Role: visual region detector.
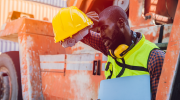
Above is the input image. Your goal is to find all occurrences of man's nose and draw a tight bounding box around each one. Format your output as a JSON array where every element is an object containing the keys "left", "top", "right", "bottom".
[
  {"left": 97, "top": 27, "right": 101, "bottom": 33},
  {"left": 101, "top": 31, "right": 106, "bottom": 38}
]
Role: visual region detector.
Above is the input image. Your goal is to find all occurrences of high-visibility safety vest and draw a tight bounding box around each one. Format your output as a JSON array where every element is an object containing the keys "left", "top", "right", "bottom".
[{"left": 105, "top": 35, "right": 159, "bottom": 79}]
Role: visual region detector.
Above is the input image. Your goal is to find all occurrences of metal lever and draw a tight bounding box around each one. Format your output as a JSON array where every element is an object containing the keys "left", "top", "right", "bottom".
[{"left": 93, "top": 60, "right": 101, "bottom": 75}]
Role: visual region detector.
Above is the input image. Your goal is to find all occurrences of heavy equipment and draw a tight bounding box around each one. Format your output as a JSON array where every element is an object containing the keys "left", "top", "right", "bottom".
[{"left": 0, "top": 0, "right": 179, "bottom": 100}]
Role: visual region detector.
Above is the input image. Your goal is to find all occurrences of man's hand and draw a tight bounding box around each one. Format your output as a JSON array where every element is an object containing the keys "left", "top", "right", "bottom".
[
  {"left": 61, "top": 25, "right": 92, "bottom": 48},
  {"left": 61, "top": 11, "right": 99, "bottom": 48}
]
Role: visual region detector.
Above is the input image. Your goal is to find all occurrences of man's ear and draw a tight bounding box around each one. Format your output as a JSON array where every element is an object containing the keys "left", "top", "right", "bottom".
[{"left": 117, "top": 18, "right": 125, "bottom": 28}]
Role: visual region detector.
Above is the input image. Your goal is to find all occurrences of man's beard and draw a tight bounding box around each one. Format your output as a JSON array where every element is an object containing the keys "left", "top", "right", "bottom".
[{"left": 108, "top": 26, "right": 125, "bottom": 51}]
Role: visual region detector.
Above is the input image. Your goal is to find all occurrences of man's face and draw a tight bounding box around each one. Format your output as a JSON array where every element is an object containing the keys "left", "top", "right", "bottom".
[{"left": 98, "top": 18, "right": 125, "bottom": 50}]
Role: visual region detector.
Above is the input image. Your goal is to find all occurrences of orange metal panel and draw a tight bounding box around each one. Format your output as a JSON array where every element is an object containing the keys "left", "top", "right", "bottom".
[
  {"left": 0, "top": 0, "right": 61, "bottom": 29},
  {"left": 0, "top": 17, "right": 106, "bottom": 99},
  {"left": 156, "top": 1, "right": 180, "bottom": 100},
  {"left": 0, "top": 18, "right": 25, "bottom": 42},
  {"left": 129, "top": 0, "right": 155, "bottom": 28},
  {"left": 67, "top": 0, "right": 83, "bottom": 8},
  {"left": 18, "top": 32, "right": 66, "bottom": 99},
  {"left": 39, "top": 53, "right": 108, "bottom": 99},
  {"left": 41, "top": 70, "right": 105, "bottom": 100},
  {"left": 129, "top": 0, "right": 176, "bottom": 28},
  {"left": 0, "top": 18, "right": 69, "bottom": 99},
  {"left": 66, "top": 0, "right": 96, "bottom": 13},
  {"left": 40, "top": 53, "right": 106, "bottom": 99},
  {"left": 80, "top": 0, "right": 96, "bottom": 13},
  {"left": 132, "top": 24, "right": 172, "bottom": 43},
  {"left": 155, "top": 0, "right": 178, "bottom": 19}
]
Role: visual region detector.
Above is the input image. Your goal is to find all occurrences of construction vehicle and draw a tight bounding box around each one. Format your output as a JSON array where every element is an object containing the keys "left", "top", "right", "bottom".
[{"left": 0, "top": 0, "right": 179, "bottom": 99}]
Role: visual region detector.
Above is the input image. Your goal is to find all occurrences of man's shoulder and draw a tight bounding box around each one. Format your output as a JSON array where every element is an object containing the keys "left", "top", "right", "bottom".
[
  {"left": 148, "top": 49, "right": 165, "bottom": 65},
  {"left": 150, "top": 49, "right": 165, "bottom": 56}
]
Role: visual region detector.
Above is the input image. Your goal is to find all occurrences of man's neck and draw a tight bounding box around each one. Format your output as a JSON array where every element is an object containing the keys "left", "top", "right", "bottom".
[{"left": 135, "top": 32, "right": 142, "bottom": 45}]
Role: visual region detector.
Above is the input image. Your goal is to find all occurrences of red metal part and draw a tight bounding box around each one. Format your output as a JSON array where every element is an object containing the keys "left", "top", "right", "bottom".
[
  {"left": 156, "top": 1, "right": 180, "bottom": 100},
  {"left": 154, "top": 0, "right": 178, "bottom": 19},
  {"left": 129, "top": 0, "right": 176, "bottom": 28},
  {"left": 80, "top": 0, "right": 96, "bottom": 13},
  {"left": 67, "top": 0, "right": 96, "bottom": 13}
]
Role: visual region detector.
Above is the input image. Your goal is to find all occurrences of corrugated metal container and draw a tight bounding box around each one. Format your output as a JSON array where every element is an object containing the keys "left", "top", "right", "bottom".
[
  {"left": 0, "top": 0, "right": 62, "bottom": 29},
  {"left": 27, "top": 0, "right": 67, "bottom": 8},
  {"left": 0, "top": 39, "right": 19, "bottom": 53}
]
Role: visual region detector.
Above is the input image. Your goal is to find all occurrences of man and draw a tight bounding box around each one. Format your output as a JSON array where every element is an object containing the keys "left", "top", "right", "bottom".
[{"left": 52, "top": 6, "right": 165, "bottom": 100}]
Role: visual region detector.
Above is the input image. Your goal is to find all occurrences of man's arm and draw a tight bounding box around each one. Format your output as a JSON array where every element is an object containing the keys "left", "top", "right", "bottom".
[
  {"left": 148, "top": 49, "right": 165, "bottom": 100},
  {"left": 81, "top": 30, "right": 108, "bottom": 56}
]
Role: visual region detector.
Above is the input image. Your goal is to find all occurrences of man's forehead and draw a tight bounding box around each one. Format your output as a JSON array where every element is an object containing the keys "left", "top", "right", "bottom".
[{"left": 98, "top": 17, "right": 110, "bottom": 27}]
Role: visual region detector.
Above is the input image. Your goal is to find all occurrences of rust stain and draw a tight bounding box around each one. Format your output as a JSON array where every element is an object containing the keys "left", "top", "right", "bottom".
[
  {"left": 164, "top": 33, "right": 170, "bottom": 38},
  {"left": 40, "top": 61, "right": 65, "bottom": 63},
  {"left": 102, "top": 61, "right": 107, "bottom": 63},
  {"left": 41, "top": 69, "right": 64, "bottom": 73},
  {"left": 144, "top": 32, "right": 159, "bottom": 42},
  {"left": 72, "top": 46, "right": 84, "bottom": 52}
]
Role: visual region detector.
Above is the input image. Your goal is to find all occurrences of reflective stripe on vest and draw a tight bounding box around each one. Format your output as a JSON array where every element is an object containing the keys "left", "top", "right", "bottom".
[{"left": 105, "top": 34, "right": 159, "bottom": 79}]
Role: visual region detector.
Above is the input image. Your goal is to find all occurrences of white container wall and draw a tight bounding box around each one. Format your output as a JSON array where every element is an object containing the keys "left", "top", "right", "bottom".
[
  {"left": 0, "top": 0, "right": 62, "bottom": 29},
  {"left": 0, "top": 39, "right": 19, "bottom": 53},
  {"left": 27, "top": 0, "right": 67, "bottom": 8}
]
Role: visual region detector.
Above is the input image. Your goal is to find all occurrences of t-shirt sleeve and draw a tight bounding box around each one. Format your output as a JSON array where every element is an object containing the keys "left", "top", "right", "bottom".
[{"left": 147, "top": 49, "right": 165, "bottom": 100}]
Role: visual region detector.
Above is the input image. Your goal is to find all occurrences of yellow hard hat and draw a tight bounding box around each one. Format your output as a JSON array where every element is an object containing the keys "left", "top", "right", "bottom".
[{"left": 52, "top": 6, "right": 93, "bottom": 43}]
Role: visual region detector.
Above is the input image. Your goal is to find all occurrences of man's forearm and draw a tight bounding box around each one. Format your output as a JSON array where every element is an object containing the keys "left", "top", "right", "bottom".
[{"left": 81, "top": 30, "right": 108, "bottom": 56}]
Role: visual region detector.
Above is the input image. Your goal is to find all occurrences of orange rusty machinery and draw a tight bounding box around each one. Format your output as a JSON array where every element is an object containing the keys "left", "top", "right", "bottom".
[{"left": 0, "top": 0, "right": 179, "bottom": 100}]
